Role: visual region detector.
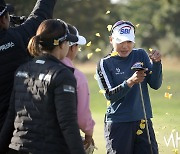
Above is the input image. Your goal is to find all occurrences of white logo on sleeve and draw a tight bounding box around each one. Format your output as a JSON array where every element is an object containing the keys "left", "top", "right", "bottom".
[
  {"left": 0, "top": 42, "right": 15, "bottom": 52},
  {"left": 63, "top": 85, "right": 75, "bottom": 93}
]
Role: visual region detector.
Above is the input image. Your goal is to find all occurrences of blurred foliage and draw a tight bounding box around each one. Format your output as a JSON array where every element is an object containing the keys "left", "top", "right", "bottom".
[{"left": 6, "top": 0, "right": 180, "bottom": 60}]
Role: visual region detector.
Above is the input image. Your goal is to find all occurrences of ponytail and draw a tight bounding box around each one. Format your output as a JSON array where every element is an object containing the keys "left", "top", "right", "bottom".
[{"left": 28, "top": 35, "right": 41, "bottom": 57}]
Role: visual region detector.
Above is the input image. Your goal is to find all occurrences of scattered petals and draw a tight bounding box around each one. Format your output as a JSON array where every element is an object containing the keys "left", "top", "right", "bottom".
[
  {"left": 149, "top": 48, "right": 153, "bottom": 52},
  {"left": 136, "top": 24, "right": 140, "bottom": 28},
  {"left": 106, "top": 10, "right": 111, "bottom": 14},
  {"left": 167, "top": 86, "right": 171, "bottom": 90},
  {"left": 94, "top": 74, "right": 98, "bottom": 80},
  {"left": 172, "top": 148, "right": 178, "bottom": 154},
  {"left": 172, "top": 129, "right": 176, "bottom": 133},
  {"left": 164, "top": 92, "right": 173, "bottom": 99},
  {"left": 140, "top": 123, "right": 145, "bottom": 129},
  {"left": 107, "top": 25, "right": 112, "bottom": 32},
  {"left": 87, "top": 53, "right": 93, "bottom": 59},
  {"left": 162, "top": 126, "right": 166, "bottom": 130},
  {"left": 107, "top": 101, "right": 111, "bottom": 107},
  {"left": 78, "top": 47, "right": 81, "bottom": 52},
  {"left": 141, "top": 119, "right": 146, "bottom": 123},
  {"left": 86, "top": 41, "right": 92, "bottom": 47},
  {"left": 168, "top": 94, "right": 173, "bottom": 99},
  {"left": 136, "top": 130, "right": 143, "bottom": 135},
  {"left": 95, "top": 33, "right": 101, "bottom": 37},
  {"left": 164, "top": 92, "right": 169, "bottom": 98},
  {"left": 111, "top": 51, "right": 118, "bottom": 56},
  {"left": 95, "top": 48, "right": 101, "bottom": 52},
  {"left": 99, "top": 89, "right": 106, "bottom": 94}
]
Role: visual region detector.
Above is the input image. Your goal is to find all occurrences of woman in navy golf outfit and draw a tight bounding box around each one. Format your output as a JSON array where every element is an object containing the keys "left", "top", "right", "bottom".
[{"left": 96, "top": 20, "right": 162, "bottom": 154}]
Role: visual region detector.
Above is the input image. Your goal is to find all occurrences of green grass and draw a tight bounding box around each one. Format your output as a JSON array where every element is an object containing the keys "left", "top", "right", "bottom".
[{"left": 85, "top": 69, "right": 180, "bottom": 154}]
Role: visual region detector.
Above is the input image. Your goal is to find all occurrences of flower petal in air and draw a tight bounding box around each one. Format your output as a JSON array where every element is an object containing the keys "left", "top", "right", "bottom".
[
  {"left": 107, "top": 25, "right": 112, "bottom": 32},
  {"left": 95, "top": 33, "right": 101, "bottom": 37},
  {"left": 149, "top": 48, "right": 153, "bottom": 52},
  {"left": 136, "top": 24, "right": 140, "bottom": 28},
  {"left": 95, "top": 48, "right": 101, "bottom": 52},
  {"left": 106, "top": 10, "right": 111, "bottom": 14},
  {"left": 172, "top": 148, "right": 178, "bottom": 154},
  {"left": 78, "top": 47, "right": 81, "bottom": 52},
  {"left": 99, "top": 89, "right": 106, "bottom": 94},
  {"left": 141, "top": 119, "right": 146, "bottom": 123},
  {"left": 94, "top": 74, "right": 97, "bottom": 80},
  {"left": 111, "top": 51, "right": 118, "bottom": 56},
  {"left": 167, "top": 86, "right": 171, "bottom": 90},
  {"left": 107, "top": 101, "right": 111, "bottom": 107},
  {"left": 136, "top": 130, "right": 143, "bottom": 135},
  {"left": 164, "top": 92, "right": 172, "bottom": 99},
  {"left": 140, "top": 123, "right": 145, "bottom": 129},
  {"left": 168, "top": 94, "right": 172, "bottom": 99},
  {"left": 162, "top": 126, "right": 166, "bottom": 130},
  {"left": 86, "top": 41, "right": 92, "bottom": 47},
  {"left": 164, "top": 92, "right": 169, "bottom": 98},
  {"left": 172, "top": 129, "right": 176, "bottom": 133},
  {"left": 87, "top": 53, "right": 93, "bottom": 59}
]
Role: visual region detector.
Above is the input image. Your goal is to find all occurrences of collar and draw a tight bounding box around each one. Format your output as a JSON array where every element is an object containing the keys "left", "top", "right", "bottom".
[
  {"left": 60, "top": 57, "right": 74, "bottom": 68},
  {"left": 34, "top": 54, "right": 61, "bottom": 64}
]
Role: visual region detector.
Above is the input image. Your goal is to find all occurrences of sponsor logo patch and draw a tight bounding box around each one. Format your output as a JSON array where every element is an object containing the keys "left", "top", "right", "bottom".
[
  {"left": 119, "top": 26, "right": 131, "bottom": 34},
  {"left": 16, "top": 71, "right": 28, "bottom": 78},
  {"left": 63, "top": 85, "right": 75, "bottom": 93},
  {"left": 0, "top": 42, "right": 15, "bottom": 52}
]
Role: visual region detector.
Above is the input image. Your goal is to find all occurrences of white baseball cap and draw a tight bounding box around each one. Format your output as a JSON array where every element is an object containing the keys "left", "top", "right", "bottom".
[
  {"left": 68, "top": 25, "right": 86, "bottom": 46},
  {"left": 111, "top": 21, "right": 135, "bottom": 44}
]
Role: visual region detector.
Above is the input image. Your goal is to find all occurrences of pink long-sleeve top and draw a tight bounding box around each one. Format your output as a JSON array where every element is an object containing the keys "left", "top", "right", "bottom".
[{"left": 61, "top": 57, "right": 95, "bottom": 136}]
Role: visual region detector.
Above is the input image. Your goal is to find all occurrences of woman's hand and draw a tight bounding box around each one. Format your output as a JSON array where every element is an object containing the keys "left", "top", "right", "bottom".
[
  {"left": 127, "top": 70, "right": 146, "bottom": 87},
  {"left": 149, "top": 50, "right": 161, "bottom": 62},
  {"left": 83, "top": 135, "right": 94, "bottom": 149}
]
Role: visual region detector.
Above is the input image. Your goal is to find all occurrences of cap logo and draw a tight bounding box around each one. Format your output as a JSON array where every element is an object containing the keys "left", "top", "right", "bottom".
[{"left": 119, "top": 26, "right": 131, "bottom": 34}]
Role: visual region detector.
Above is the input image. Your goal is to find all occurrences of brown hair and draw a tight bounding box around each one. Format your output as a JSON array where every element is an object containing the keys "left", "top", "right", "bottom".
[{"left": 28, "top": 19, "right": 66, "bottom": 57}]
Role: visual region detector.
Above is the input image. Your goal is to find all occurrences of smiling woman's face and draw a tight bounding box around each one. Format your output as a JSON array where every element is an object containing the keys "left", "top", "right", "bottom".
[{"left": 110, "top": 37, "right": 134, "bottom": 57}]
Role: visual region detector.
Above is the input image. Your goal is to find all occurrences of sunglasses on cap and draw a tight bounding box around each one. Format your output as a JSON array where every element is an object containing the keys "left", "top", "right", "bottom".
[{"left": 111, "top": 20, "right": 135, "bottom": 34}]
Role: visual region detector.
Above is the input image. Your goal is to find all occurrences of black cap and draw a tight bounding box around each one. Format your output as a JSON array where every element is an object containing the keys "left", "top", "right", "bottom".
[
  {"left": 55, "top": 19, "right": 78, "bottom": 44},
  {"left": 66, "top": 33, "right": 78, "bottom": 43},
  {"left": 0, "top": 0, "right": 14, "bottom": 16}
]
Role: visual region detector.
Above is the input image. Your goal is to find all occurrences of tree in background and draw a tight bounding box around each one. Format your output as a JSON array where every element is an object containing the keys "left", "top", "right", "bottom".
[
  {"left": 112, "top": 0, "right": 180, "bottom": 56},
  {"left": 6, "top": 0, "right": 180, "bottom": 60}
]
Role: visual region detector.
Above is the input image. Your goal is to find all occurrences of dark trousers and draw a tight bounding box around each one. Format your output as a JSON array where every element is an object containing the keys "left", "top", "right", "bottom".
[{"left": 104, "top": 119, "right": 158, "bottom": 154}]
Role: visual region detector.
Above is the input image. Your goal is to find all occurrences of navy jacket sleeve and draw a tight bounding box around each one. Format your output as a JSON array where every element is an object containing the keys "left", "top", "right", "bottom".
[
  {"left": 142, "top": 50, "right": 162, "bottom": 90},
  {"left": 14, "top": 0, "right": 57, "bottom": 47},
  {"left": 53, "top": 69, "right": 85, "bottom": 154},
  {"left": 96, "top": 59, "right": 131, "bottom": 103}
]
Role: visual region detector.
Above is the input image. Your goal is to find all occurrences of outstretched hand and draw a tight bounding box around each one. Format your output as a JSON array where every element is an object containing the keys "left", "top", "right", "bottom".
[{"left": 149, "top": 50, "right": 161, "bottom": 62}]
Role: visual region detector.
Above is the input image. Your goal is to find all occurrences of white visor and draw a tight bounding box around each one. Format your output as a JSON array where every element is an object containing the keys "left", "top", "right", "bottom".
[
  {"left": 69, "top": 27, "right": 86, "bottom": 46},
  {"left": 112, "top": 24, "right": 135, "bottom": 44}
]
